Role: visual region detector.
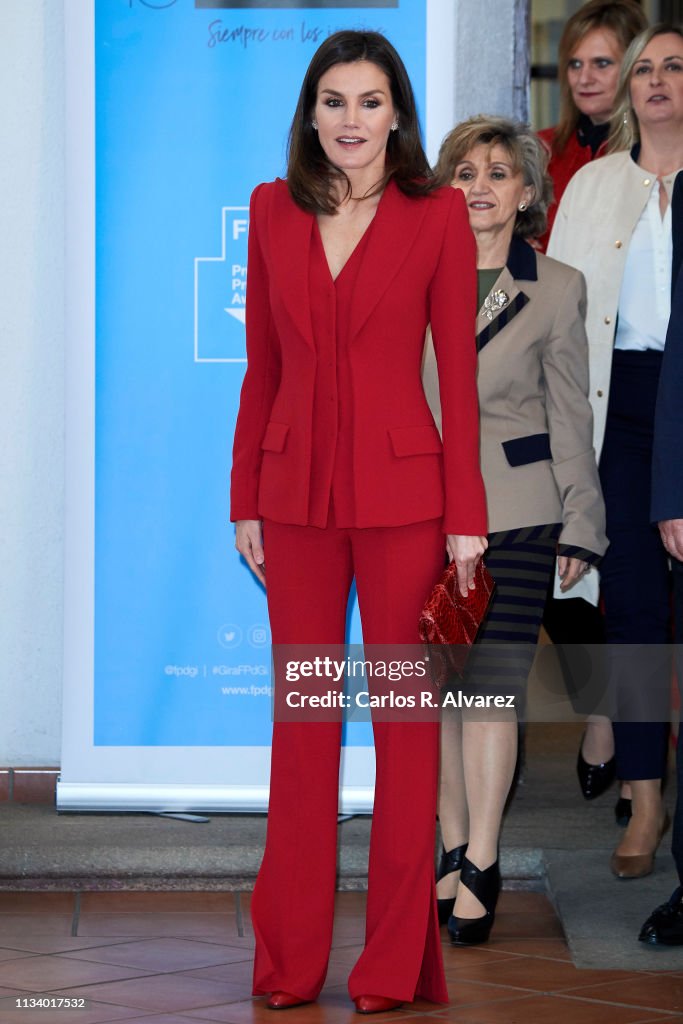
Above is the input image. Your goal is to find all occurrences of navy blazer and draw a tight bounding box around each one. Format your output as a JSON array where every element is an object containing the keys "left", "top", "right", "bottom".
[{"left": 651, "top": 172, "right": 683, "bottom": 523}]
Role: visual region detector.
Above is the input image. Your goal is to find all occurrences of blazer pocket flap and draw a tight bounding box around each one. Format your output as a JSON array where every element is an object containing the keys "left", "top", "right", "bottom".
[
  {"left": 389, "top": 424, "right": 443, "bottom": 457},
  {"left": 261, "top": 421, "right": 290, "bottom": 453},
  {"left": 502, "top": 433, "right": 552, "bottom": 467}
]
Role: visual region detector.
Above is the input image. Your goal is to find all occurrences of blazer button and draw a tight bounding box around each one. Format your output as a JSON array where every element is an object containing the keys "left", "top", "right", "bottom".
[
  {"left": 615, "top": 240, "right": 622, "bottom": 248},
  {"left": 604, "top": 316, "right": 612, "bottom": 324},
  {"left": 597, "top": 389, "right": 604, "bottom": 397}
]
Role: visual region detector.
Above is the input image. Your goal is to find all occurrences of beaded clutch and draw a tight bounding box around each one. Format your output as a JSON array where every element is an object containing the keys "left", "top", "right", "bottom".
[{"left": 418, "top": 560, "right": 495, "bottom": 686}]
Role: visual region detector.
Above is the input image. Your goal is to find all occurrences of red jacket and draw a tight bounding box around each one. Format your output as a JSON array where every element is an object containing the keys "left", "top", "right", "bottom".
[
  {"left": 230, "top": 178, "right": 487, "bottom": 535},
  {"left": 538, "top": 126, "right": 607, "bottom": 251}
]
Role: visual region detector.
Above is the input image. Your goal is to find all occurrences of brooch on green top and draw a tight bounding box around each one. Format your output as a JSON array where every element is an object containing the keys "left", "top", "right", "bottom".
[{"left": 483, "top": 290, "right": 510, "bottom": 321}]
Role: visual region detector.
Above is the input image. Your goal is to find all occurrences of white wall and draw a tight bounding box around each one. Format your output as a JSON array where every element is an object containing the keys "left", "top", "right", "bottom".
[
  {"left": 454, "top": 0, "right": 530, "bottom": 125},
  {"left": 0, "top": 1, "right": 65, "bottom": 765},
  {"left": 427, "top": 0, "right": 529, "bottom": 161}
]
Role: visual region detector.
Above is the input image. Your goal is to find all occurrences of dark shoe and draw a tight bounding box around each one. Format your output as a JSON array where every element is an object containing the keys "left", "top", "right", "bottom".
[
  {"left": 354, "top": 996, "right": 403, "bottom": 1014},
  {"left": 436, "top": 842, "right": 468, "bottom": 925},
  {"left": 267, "top": 992, "right": 311, "bottom": 1010},
  {"left": 639, "top": 887, "right": 683, "bottom": 945},
  {"left": 448, "top": 856, "right": 501, "bottom": 946},
  {"left": 610, "top": 812, "right": 670, "bottom": 879},
  {"left": 614, "top": 796, "right": 632, "bottom": 827},
  {"left": 577, "top": 737, "right": 616, "bottom": 800}
]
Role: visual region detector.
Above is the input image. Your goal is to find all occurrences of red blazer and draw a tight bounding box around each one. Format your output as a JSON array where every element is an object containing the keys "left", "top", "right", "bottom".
[
  {"left": 537, "top": 127, "right": 607, "bottom": 251},
  {"left": 230, "top": 178, "right": 487, "bottom": 535}
]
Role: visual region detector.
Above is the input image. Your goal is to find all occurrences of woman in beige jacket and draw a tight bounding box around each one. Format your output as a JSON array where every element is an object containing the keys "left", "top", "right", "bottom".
[{"left": 423, "top": 115, "right": 607, "bottom": 944}]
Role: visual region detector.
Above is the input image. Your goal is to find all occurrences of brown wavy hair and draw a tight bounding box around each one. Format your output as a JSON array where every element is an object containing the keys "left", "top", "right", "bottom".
[
  {"left": 287, "top": 31, "right": 434, "bottom": 215},
  {"left": 435, "top": 116, "right": 553, "bottom": 241},
  {"left": 553, "top": 0, "right": 648, "bottom": 155}
]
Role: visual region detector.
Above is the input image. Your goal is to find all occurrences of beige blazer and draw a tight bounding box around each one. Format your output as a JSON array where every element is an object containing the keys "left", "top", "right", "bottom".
[
  {"left": 422, "top": 238, "right": 607, "bottom": 559},
  {"left": 547, "top": 150, "right": 679, "bottom": 459}
]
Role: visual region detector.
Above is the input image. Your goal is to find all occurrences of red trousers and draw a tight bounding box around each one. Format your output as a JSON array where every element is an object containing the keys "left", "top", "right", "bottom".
[{"left": 251, "top": 517, "right": 449, "bottom": 1004}]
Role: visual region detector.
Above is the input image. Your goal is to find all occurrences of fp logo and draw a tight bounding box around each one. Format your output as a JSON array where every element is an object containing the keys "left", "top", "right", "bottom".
[{"left": 195, "top": 207, "right": 249, "bottom": 362}]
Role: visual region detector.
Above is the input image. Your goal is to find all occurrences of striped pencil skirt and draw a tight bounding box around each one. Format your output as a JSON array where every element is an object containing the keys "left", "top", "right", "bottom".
[{"left": 455, "top": 523, "right": 560, "bottom": 705}]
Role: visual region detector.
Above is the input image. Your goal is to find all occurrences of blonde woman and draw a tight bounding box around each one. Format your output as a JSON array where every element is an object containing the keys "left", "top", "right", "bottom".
[
  {"left": 539, "top": 3, "right": 647, "bottom": 827},
  {"left": 549, "top": 24, "right": 683, "bottom": 878}
]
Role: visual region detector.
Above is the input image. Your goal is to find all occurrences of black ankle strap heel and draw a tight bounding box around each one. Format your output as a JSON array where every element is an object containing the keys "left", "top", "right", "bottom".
[
  {"left": 448, "top": 855, "right": 501, "bottom": 946},
  {"left": 436, "top": 843, "right": 468, "bottom": 926}
]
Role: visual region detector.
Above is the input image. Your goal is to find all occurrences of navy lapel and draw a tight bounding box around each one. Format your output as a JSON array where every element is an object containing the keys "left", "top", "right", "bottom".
[
  {"left": 477, "top": 237, "right": 536, "bottom": 352},
  {"left": 478, "top": 292, "right": 530, "bottom": 351}
]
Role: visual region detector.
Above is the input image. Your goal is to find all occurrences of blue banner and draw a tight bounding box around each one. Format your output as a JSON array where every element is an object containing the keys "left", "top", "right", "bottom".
[{"left": 93, "top": 0, "right": 426, "bottom": 750}]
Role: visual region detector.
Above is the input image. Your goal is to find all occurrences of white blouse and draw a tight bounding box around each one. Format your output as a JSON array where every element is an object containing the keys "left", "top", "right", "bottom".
[{"left": 614, "top": 179, "right": 672, "bottom": 352}]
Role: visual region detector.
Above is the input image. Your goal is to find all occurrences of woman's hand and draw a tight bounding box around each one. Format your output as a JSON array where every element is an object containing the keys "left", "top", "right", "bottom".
[
  {"left": 446, "top": 534, "right": 488, "bottom": 597},
  {"left": 659, "top": 519, "right": 683, "bottom": 562},
  {"left": 235, "top": 519, "right": 266, "bottom": 586},
  {"left": 557, "top": 555, "right": 588, "bottom": 592}
]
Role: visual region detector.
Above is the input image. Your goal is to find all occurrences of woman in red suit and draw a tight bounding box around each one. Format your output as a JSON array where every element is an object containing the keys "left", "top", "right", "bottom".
[
  {"left": 231, "top": 30, "right": 487, "bottom": 1014},
  {"left": 537, "top": 0, "right": 646, "bottom": 249}
]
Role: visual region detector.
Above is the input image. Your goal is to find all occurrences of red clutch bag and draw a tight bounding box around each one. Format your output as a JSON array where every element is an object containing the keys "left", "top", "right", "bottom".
[{"left": 418, "top": 560, "right": 495, "bottom": 686}]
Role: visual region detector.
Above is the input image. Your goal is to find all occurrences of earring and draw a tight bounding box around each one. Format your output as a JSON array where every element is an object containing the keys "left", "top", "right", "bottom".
[
  {"left": 623, "top": 110, "right": 629, "bottom": 125},
  {"left": 518, "top": 202, "right": 527, "bottom": 211},
  {"left": 311, "top": 120, "right": 318, "bottom": 130},
  {"left": 391, "top": 120, "right": 399, "bottom": 131}
]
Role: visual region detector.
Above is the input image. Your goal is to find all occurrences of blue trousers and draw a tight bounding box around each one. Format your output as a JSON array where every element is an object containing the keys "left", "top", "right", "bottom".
[
  {"left": 599, "top": 350, "right": 670, "bottom": 781},
  {"left": 672, "top": 558, "right": 683, "bottom": 882}
]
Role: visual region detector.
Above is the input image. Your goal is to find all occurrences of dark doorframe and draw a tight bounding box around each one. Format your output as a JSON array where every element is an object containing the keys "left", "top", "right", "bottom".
[{"left": 659, "top": 1, "right": 682, "bottom": 19}]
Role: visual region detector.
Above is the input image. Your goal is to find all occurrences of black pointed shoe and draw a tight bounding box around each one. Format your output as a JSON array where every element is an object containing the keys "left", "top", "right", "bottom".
[
  {"left": 436, "top": 842, "right": 468, "bottom": 925},
  {"left": 448, "top": 856, "right": 501, "bottom": 946},
  {"left": 577, "top": 738, "right": 616, "bottom": 800},
  {"left": 614, "top": 796, "right": 632, "bottom": 827},
  {"left": 639, "top": 886, "right": 683, "bottom": 945}
]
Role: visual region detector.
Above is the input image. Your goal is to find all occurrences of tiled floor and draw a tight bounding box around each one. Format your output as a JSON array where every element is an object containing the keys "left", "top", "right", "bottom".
[{"left": 0, "top": 891, "right": 681, "bottom": 1024}]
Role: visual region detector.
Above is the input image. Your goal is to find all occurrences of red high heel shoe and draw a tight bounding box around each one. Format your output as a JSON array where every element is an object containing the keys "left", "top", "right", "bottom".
[
  {"left": 267, "top": 992, "right": 311, "bottom": 1010},
  {"left": 353, "top": 995, "right": 403, "bottom": 1014}
]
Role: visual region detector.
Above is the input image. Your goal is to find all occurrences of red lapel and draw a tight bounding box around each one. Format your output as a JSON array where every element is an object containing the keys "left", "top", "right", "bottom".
[
  {"left": 266, "top": 178, "right": 430, "bottom": 348},
  {"left": 267, "top": 179, "right": 316, "bottom": 352},
  {"left": 348, "top": 179, "right": 429, "bottom": 340}
]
